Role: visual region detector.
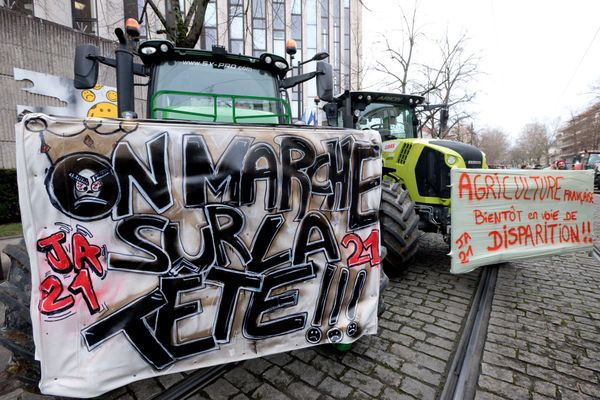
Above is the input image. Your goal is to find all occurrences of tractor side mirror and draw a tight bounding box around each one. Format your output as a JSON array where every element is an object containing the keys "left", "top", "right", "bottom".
[
  {"left": 74, "top": 44, "right": 99, "bottom": 89},
  {"left": 316, "top": 61, "right": 333, "bottom": 102}
]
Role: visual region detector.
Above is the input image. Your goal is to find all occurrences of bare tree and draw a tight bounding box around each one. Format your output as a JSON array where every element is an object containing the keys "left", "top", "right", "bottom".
[
  {"left": 478, "top": 128, "right": 510, "bottom": 165},
  {"left": 144, "top": 0, "right": 210, "bottom": 48},
  {"left": 416, "top": 32, "right": 479, "bottom": 138},
  {"left": 373, "top": 1, "right": 422, "bottom": 94},
  {"left": 515, "top": 122, "right": 552, "bottom": 165}
]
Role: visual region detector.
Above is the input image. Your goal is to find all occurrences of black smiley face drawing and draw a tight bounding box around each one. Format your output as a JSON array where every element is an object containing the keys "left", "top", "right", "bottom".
[
  {"left": 327, "top": 328, "right": 343, "bottom": 343},
  {"left": 347, "top": 322, "right": 359, "bottom": 337},
  {"left": 47, "top": 153, "right": 119, "bottom": 221},
  {"left": 306, "top": 327, "right": 322, "bottom": 344}
]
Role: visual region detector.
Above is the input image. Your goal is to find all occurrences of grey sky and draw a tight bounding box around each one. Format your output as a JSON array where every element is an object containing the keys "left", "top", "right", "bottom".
[{"left": 362, "top": 0, "right": 600, "bottom": 140}]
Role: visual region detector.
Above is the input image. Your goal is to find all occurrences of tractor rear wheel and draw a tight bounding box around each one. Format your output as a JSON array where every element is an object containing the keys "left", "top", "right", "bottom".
[
  {"left": 379, "top": 182, "right": 420, "bottom": 275},
  {"left": 0, "top": 242, "right": 40, "bottom": 390}
]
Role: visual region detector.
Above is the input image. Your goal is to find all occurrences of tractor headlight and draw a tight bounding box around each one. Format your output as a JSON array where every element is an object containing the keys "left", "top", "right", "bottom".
[
  {"left": 140, "top": 46, "right": 156, "bottom": 55},
  {"left": 447, "top": 155, "right": 457, "bottom": 166}
]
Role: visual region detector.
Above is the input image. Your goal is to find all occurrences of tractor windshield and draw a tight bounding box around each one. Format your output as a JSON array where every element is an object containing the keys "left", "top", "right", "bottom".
[
  {"left": 355, "top": 103, "right": 417, "bottom": 140},
  {"left": 586, "top": 153, "right": 600, "bottom": 168},
  {"left": 150, "top": 60, "right": 291, "bottom": 124}
]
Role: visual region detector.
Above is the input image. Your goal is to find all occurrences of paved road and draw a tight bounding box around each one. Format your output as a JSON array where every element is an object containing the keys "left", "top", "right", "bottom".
[
  {"left": 2, "top": 195, "right": 599, "bottom": 399},
  {"left": 475, "top": 195, "right": 600, "bottom": 400}
]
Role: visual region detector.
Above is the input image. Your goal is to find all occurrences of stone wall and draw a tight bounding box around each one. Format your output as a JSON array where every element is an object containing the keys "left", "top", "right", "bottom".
[{"left": 0, "top": 7, "right": 145, "bottom": 169}]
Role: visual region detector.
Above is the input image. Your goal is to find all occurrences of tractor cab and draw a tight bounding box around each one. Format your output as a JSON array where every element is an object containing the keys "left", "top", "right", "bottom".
[
  {"left": 74, "top": 25, "right": 333, "bottom": 122},
  {"left": 328, "top": 91, "right": 423, "bottom": 140},
  {"left": 138, "top": 41, "right": 292, "bottom": 124}
]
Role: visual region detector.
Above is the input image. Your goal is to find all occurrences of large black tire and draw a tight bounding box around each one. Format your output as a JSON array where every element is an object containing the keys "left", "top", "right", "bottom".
[
  {"left": 379, "top": 182, "right": 421, "bottom": 275},
  {"left": 0, "top": 242, "right": 40, "bottom": 389}
]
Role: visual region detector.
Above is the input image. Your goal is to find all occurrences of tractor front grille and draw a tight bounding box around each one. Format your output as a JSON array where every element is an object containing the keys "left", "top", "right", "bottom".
[{"left": 397, "top": 142, "right": 412, "bottom": 165}]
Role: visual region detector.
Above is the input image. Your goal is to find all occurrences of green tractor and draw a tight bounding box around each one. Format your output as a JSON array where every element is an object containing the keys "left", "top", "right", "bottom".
[{"left": 324, "top": 91, "right": 488, "bottom": 268}]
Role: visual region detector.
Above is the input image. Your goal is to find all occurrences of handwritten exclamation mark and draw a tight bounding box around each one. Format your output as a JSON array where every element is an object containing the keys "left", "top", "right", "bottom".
[{"left": 582, "top": 221, "right": 593, "bottom": 244}]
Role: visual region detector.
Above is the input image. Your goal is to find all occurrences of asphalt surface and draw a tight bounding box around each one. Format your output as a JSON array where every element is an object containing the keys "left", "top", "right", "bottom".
[{"left": 1, "top": 195, "right": 599, "bottom": 400}]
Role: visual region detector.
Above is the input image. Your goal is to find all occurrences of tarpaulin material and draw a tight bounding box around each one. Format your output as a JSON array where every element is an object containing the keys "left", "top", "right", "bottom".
[
  {"left": 16, "top": 114, "right": 382, "bottom": 397},
  {"left": 450, "top": 168, "right": 594, "bottom": 273}
]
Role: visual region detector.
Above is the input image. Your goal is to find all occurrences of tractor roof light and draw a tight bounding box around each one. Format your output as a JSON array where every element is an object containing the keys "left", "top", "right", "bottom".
[
  {"left": 447, "top": 155, "right": 457, "bottom": 166},
  {"left": 274, "top": 61, "right": 288, "bottom": 70},
  {"left": 125, "top": 18, "right": 140, "bottom": 38},
  {"left": 140, "top": 46, "right": 156, "bottom": 55},
  {"left": 285, "top": 39, "right": 297, "bottom": 56},
  {"left": 138, "top": 40, "right": 174, "bottom": 58}
]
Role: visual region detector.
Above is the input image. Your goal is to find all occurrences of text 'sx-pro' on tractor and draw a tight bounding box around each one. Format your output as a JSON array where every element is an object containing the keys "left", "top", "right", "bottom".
[{"left": 324, "top": 91, "right": 488, "bottom": 269}]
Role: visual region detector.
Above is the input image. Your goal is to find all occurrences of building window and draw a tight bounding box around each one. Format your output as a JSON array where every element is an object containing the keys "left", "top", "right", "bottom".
[
  {"left": 4, "top": 0, "right": 34, "bottom": 15},
  {"left": 291, "top": 0, "right": 302, "bottom": 118},
  {"left": 72, "top": 0, "right": 98, "bottom": 35},
  {"left": 228, "top": 0, "right": 244, "bottom": 54},
  {"left": 252, "top": 0, "right": 266, "bottom": 56},
  {"left": 306, "top": 0, "right": 318, "bottom": 101},
  {"left": 343, "top": 0, "right": 351, "bottom": 90},
  {"left": 321, "top": 0, "right": 329, "bottom": 53},
  {"left": 333, "top": 0, "right": 341, "bottom": 93},
  {"left": 272, "top": 0, "right": 285, "bottom": 56},
  {"left": 200, "top": 0, "right": 217, "bottom": 49}
]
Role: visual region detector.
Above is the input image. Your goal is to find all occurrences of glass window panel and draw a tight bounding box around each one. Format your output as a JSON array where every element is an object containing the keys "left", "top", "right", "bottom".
[
  {"left": 230, "top": 16, "right": 243, "bottom": 39},
  {"left": 274, "top": 39, "right": 285, "bottom": 56},
  {"left": 292, "top": 15, "right": 302, "bottom": 39},
  {"left": 274, "top": 30, "right": 285, "bottom": 39},
  {"left": 254, "top": 29, "right": 266, "bottom": 50},
  {"left": 292, "top": 0, "right": 301, "bottom": 14},
  {"left": 306, "top": 0, "right": 316, "bottom": 24},
  {"left": 273, "top": 2, "right": 285, "bottom": 30},
  {"left": 307, "top": 27, "right": 317, "bottom": 49},
  {"left": 252, "top": 0, "right": 265, "bottom": 18},
  {"left": 322, "top": 31, "right": 329, "bottom": 52},
  {"left": 206, "top": 1, "right": 216, "bottom": 26},
  {"left": 230, "top": 39, "right": 243, "bottom": 54},
  {"left": 205, "top": 27, "right": 217, "bottom": 47}
]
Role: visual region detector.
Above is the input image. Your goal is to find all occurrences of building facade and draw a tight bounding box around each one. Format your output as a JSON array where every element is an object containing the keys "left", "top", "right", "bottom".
[
  {"left": 1, "top": 0, "right": 363, "bottom": 120},
  {"left": 557, "top": 102, "right": 600, "bottom": 164}
]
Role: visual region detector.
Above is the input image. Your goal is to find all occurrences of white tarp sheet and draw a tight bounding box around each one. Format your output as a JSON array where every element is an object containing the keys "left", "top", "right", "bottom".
[
  {"left": 450, "top": 168, "right": 594, "bottom": 274},
  {"left": 16, "top": 114, "right": 382, "bottom": 397}
]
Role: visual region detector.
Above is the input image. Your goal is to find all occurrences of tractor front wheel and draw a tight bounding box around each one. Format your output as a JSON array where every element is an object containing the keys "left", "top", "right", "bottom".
[
  {"left": 0, "top": 242, "right": 40, "bottom": 390},
  {"left": 379, "top": 182, "right": 420, "bottom": 275}
]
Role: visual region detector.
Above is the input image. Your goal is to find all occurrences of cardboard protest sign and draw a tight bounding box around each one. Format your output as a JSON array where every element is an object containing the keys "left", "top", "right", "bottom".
[
  {"left": 450, "top": 168, "right": 594, "bottom": 274},
  {"left": 16, "top": 114, "right": 382, "bottom": 397}
]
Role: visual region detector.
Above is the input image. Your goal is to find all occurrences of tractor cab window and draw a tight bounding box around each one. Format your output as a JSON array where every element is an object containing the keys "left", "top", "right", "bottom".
[
  {"left": 151, "top": 60, "right": 290, "bottom": 123},
  {"left": 586, "top": 153, "right": 600, "bottom": 169},
  {"left": 355, "top": 103, "right": 416, "bottom": 140}
]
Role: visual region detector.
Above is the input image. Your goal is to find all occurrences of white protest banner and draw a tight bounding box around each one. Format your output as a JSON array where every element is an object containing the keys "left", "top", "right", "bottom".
[
  {"left": 16, "top": 114, "right": 382, "bottom": 398},
  {"left": 450, "top": 168, "right": 594, "bottom": 274}
]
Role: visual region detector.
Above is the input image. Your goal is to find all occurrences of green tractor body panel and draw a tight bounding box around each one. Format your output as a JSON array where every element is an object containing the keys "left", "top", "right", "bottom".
[{"left": 382, "top": 138, "right": 487, "bottom": 207}]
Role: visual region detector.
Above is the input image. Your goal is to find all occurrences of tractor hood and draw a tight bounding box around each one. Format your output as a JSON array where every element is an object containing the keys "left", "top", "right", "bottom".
[{"left": 429, "top": 140, "right": 485, "bottom": 168}]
